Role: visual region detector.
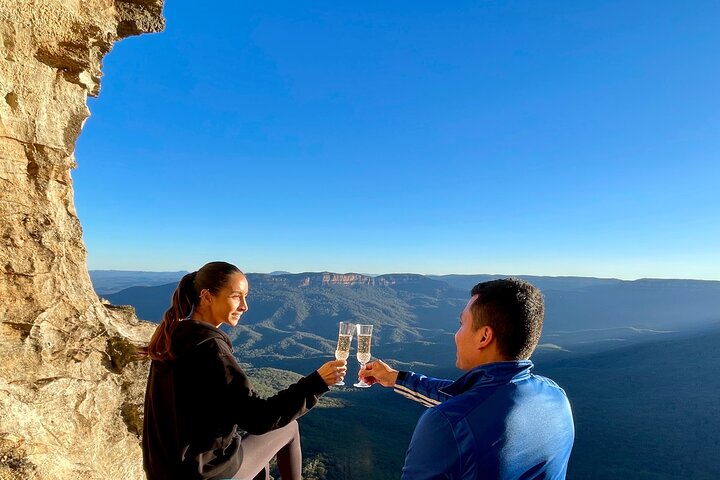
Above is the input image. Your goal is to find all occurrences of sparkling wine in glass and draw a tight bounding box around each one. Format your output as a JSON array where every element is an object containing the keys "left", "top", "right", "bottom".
[
  {"left": 334, "top": 321, "right": 354, "bottom": 385},
  {"left": 353, "top": 324, "right": 374, "bottom": 388}
]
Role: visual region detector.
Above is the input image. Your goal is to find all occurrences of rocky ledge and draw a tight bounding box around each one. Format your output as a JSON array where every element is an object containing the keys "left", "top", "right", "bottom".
[{"left": 0, "top": 1, "right": 164, "bottom": 478}]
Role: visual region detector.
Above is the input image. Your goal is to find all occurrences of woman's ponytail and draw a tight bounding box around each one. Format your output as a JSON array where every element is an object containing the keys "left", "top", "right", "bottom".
[{"left": 140, "top": 271, "right": 198, "bottom": 361}]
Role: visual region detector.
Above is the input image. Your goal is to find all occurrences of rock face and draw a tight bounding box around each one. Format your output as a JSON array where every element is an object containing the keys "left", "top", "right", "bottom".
[{"left": 0, "top": 1, "right": 164, "bottom": 479}]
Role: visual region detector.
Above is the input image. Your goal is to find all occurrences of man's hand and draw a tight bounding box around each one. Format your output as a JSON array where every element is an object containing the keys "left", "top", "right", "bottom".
[{"left": 358, "top": 359, "right": 398, "bottom": 387}]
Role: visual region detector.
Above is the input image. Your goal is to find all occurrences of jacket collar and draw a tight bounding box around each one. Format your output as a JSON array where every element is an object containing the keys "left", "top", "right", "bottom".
[{"left": 440, "top": 360, "right": 534, "bottom": 397}]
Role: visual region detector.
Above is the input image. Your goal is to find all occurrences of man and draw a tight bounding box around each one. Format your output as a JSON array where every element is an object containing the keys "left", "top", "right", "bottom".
[{"left": 359, "top": 278, "right": 574, "bottom": 479}]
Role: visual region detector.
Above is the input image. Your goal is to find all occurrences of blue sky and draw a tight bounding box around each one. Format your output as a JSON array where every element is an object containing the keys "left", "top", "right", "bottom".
[{"left": 75, "top": 0, "right": 720, "bottom": 279}]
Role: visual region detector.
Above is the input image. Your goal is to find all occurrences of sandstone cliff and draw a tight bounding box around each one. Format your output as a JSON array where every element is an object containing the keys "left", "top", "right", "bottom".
[
  {"left": 0, "top": 1, "right": 164, "bottom": 479},
  {"left": 290, "top": 272, "right": 444, "bottom": 288}
]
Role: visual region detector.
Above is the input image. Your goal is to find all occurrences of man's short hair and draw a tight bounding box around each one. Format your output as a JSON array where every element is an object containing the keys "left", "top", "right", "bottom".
[{"left": 469, "top": 278, "right": 544, "bottom": 360}]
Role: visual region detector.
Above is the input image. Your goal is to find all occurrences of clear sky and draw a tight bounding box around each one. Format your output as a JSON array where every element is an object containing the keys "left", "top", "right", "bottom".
[{"left": 74, "top": 0, "right": 720, "bottom": 280}]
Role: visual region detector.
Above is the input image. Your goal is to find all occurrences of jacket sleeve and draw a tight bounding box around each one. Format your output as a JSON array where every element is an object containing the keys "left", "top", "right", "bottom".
[
  {"left": 401, "top": 407, "right": 459, "bottom": 479},
  {"left": 213, "top": 342, "right": 329, "bottom": 435},
  {"left": 394, "top": 371, "right": 454, "bottom": 407}
]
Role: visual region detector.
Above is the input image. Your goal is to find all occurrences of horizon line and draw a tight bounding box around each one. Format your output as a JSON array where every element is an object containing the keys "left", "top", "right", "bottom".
[{"left": 87, "top": 269, "right": 720, "bottom": 283}]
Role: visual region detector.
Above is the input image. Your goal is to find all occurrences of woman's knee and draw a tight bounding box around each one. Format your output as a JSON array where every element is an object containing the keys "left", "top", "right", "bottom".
[
  {"left": 283, "top": 420, "right": 300, "bottom": 443},
  {"left": 289, "top": 420, "right": 299, "bottom": 436}
]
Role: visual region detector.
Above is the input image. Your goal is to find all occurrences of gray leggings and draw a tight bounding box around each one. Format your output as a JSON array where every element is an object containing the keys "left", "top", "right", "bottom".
[{"left": 230, "top": 421, "right": 302, "bottom": 480}]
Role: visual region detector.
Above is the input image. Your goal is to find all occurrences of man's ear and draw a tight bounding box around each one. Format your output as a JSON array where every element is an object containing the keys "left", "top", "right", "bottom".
[{"left": 477, "top": 325, "right": 494, "bottom": 350}]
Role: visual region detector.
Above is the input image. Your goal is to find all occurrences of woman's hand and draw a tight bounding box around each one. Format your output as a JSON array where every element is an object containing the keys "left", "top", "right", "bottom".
[
  {"left": 358, "top": 359, "right": 398, "bottom": 387},
  {"left": 316, "top": 359, "right": 348, "bottom": 386}
]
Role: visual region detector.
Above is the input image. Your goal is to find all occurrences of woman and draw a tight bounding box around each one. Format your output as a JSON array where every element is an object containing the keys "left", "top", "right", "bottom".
[{"left": 142, "top": 261, "right": 346, "bottom": 480}]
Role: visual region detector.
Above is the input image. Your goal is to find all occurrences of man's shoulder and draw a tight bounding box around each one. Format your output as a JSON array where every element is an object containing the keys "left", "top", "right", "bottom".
[
  {"left": 526, "top": 373, "right": 570, "bottom": 399},
  {"left": 530, "top": 372, "right": 560, "bottom": 387},
  {"left": 436, "top": 373, "right": 569, "bottom": 418}
]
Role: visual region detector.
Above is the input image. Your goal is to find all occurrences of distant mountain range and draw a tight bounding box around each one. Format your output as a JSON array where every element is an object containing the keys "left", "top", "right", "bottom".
[
  {"left": 90, "top": 270, "right": 187, "bottom": 294},
  {"left": 98, "top": 271, "right": 720, "bottom": 366},
  {"left": 94, "top": 270, "right": 720, "bottom": 480}
]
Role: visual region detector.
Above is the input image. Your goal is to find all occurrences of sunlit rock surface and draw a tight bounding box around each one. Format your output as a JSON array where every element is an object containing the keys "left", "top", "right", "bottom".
[{"left": 0, "top": 1, "right": 164, "bottom": 478}]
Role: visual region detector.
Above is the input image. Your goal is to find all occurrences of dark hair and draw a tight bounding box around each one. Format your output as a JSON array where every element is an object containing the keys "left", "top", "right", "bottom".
[
  {"left": 469, "top": 278, "right": 544, "bottom": 360},
  {"left": 141, "top": 261, "right": 242, "bottom": 361}
]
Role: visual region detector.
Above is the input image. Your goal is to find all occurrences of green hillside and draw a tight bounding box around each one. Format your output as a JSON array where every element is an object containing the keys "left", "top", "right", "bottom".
[{"left": 102, "top": 272, "right": 720, "bottom": 361}]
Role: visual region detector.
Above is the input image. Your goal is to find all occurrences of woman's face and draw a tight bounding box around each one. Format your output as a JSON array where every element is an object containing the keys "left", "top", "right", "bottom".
[{"left": 202, "top": 272, "right": 249, "bottom": 327}]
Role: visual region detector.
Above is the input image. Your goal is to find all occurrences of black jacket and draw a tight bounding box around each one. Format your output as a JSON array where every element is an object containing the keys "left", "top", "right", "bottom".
[{"left": 142, "top": 319, "right": 328, "bottom": 480}]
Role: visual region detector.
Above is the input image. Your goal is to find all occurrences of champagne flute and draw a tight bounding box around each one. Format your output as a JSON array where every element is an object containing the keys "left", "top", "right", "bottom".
[
  {"left": 353, "top": 324, "right": 374, "bottom": 388},
  {"left": 334, "top": 321, "right": 354, "bottom": 385}
]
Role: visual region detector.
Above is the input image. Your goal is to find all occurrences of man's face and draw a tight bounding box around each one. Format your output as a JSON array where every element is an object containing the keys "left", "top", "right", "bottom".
[{"left": 454, "top": 295, "right": 484, "bottom": 370}]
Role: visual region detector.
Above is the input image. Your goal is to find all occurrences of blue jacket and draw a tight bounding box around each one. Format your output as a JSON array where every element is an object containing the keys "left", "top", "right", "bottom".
[{"left": 394, "top": 361, "right": 574, "bottom": 479}]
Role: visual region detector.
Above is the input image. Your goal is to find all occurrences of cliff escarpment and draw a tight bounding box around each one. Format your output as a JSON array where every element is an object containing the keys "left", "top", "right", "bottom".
[
  {"left": 275, "top": 272, "right": 449, "bottom": 288},
  {"left": 0, "top": 1, "right": 164, "bottom": 478}
]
